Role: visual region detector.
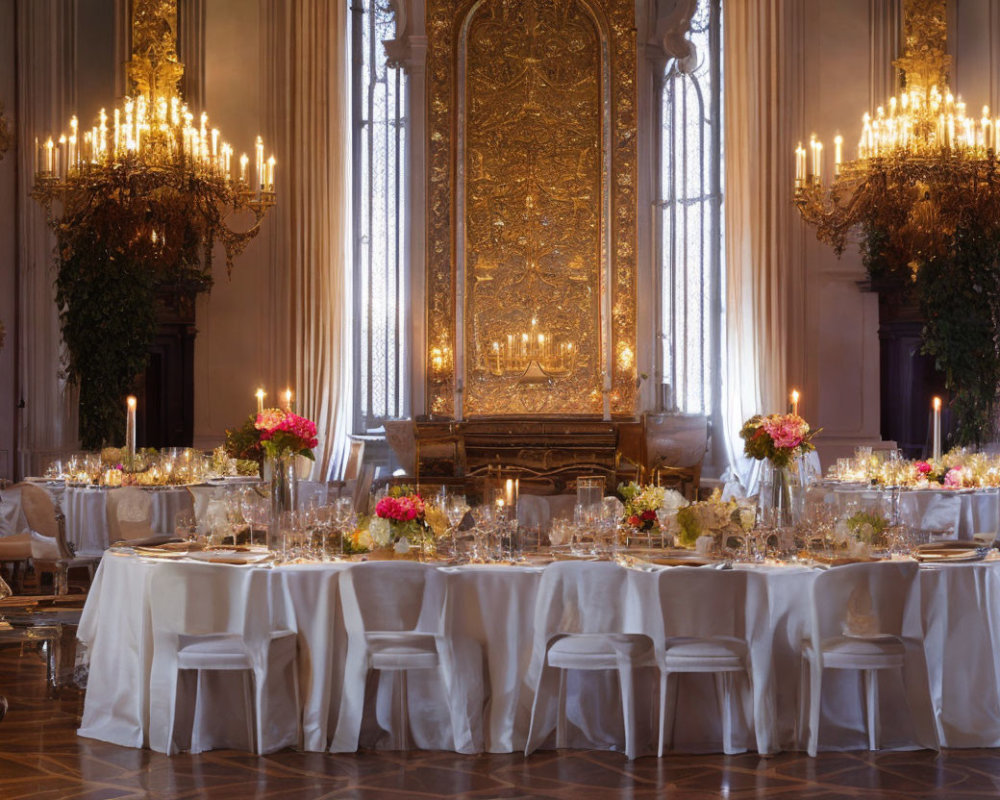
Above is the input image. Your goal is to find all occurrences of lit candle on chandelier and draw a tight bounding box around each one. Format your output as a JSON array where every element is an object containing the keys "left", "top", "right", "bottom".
[
  {"left": 256, "top": 388, "right": 265, "bottom": 415},
  {"left": 932, "top": 396, "right": 942, "bottom": 461},
  {"left": 284, "top": 388, "right": 293, "bottom": 412},
  {"left": 790, "top": 389, "right": 800, "bottom": 417}
]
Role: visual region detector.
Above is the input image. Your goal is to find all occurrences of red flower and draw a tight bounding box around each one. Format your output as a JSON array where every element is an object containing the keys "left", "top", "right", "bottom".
[
  {"left": 640, "top": 509, "right": 656, "bottom": 521},
  {"left": 628, "top": 515, "right": 641, "bottom": 527}
]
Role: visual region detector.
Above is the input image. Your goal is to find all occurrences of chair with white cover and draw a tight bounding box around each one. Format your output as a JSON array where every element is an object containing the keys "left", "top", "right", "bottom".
[
  {"left": 517, "top": 494, "right": 552, "bottom": 533},
  {"left": 331, "top": 562, "right": 481, "bottom": 753},
  {"left": 106, "top": 487, "right": 158, "bottom": 544},
  {"left": 186, "top": 485, "right": 227, "bottom": 537},
  {"left": 0, "top": 484, "right": 31, "bottom": 591},
  {"left": 800, "top": 561, "right": 931, "bottom": 756},
  {"left": 20, "top": 483, "right": 98, "bottom": 594},
  {"left": 524, "top": 561, "right": 655, "bottom": 760},
  {"left": 652, "top": 567, "right": 754, "bottom": 755},
  {"left": 148, "top": 562, "right": 299, "bottom": 754}
]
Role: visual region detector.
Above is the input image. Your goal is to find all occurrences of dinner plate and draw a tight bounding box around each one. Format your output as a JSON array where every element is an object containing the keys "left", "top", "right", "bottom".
[
  {"left": 843, "top": 632, "right": 899, "bottom": 641},
  {"left": 649, "top": 554, "right": 715, "bottom": 567},
  {"left": 206, "top": 477, "right": 262, "bottom": 486},
  {"left": 186, "top": 550, "right": 271, "bottom": 565},
  {"left": 914, "top": 548, "right": 985, "bottom": 563},
  {"left": 133, "top": 547, "right": 191, "bottom": 559}
]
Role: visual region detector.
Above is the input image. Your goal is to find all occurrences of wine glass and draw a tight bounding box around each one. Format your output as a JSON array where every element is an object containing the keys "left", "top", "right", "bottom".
[
  {"left": 444, "top": 493, "right": 470, "bottom": 559},
  {"left": 240, "top": 487, "right": 270, "bottom": 548}
]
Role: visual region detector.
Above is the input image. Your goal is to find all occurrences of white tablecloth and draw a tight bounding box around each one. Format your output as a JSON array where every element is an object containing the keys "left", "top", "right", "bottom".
[
  {"left": 77, "top": 556, "right": 1000, "bottom": 756},
  {"left": 4, "top": 484, "right": 195, "bottom": 555},
  {"left": 825, "top": 486, "right": 1000, "bottom": 539}
]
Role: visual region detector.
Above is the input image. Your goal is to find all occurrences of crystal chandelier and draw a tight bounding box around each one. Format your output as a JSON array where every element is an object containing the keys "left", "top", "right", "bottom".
[
  {"left": 794, "top": 0, "right": 996, "bottom": 274},
  {"left": 31, "top": 0, "right": 275, "bottom": 275}
]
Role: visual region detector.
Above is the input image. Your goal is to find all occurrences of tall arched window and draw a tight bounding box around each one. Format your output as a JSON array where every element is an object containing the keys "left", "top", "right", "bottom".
[
  {"left": 659, "top": 0, "right": 723, "bottom": 418},
  {"left": 350, "top": 0, "right": 408, "bottom": 432}
]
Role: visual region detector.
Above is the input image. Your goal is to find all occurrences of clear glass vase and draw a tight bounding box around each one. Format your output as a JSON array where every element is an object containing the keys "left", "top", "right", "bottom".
[
  {"left": 268, "top": 453, "right": 298, "bottom": 552},
  {"left": 761, "top": 459, "right": 803, "bottom": 531}
]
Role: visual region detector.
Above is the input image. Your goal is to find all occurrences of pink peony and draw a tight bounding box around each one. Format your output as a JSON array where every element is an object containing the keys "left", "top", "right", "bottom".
[
  {"left": 943, "top": 467, "right": 965, "bottom": 489},
  {"left": 915, "top": 461, "right": 933, "bottom": 474},
  {"left": 762, "top": 415, "right": 806, "bottom": 450}
]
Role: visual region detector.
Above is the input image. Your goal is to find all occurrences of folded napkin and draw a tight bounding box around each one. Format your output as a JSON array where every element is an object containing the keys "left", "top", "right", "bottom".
[{"left": 112, "top": 535, "right": 184, "bottom": 549}]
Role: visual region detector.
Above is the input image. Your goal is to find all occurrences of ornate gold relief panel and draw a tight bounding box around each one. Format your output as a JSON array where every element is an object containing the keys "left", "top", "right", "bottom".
[{"left": 426, "top": 0, "right": 636, "bottom": 416}]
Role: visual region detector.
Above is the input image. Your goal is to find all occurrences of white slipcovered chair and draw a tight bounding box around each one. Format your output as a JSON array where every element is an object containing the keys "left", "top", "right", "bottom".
[
  {"left": 0, "top": 483, "right": 31, "bottom": 591},
  {"left": 331, "top": 562, "right": 482, "bottom": 753},
  {"left": 524, "top": 561, "right": 655, "bottom": 760},
  {"left": 800, "top": 561, "right": 935, "bottom": 756},
  {"left": 900, "top": 490, "right": 963, "bottom": 541},
  {"left": 20, "top": 483, "right": 98, "bottom": 594},
  {"left": 148, "top": 562, "right": 299, "bottom": 754},
  {"left": 651, "top": 567, "right": 754, "bottom": 755},
  {"left": 186, "top": 485, "right": 228, "bottom": 538},
  {"left": 106, "top": 487, "right": 158, "bottom": 544},
  {"left": 516, "top": 495, "right": 552, "bottom": 533}
]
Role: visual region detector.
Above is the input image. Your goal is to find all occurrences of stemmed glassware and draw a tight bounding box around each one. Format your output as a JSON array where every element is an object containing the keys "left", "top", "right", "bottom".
[
  {"left": 331, "top": 497, "right": 357, "bottom": 558},
  {"left": 444, "top": 493, "right": 470, "bottom": 560},
  {"left": 240, "top": 487, "right": 271, "bottom": 548}
]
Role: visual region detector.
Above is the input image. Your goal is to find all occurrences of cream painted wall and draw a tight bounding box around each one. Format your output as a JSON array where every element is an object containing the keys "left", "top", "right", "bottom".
[
  {"left": 795, "top": 0, "right": 884, "bottom": 466},
  {"left": 193, "top": 0, "right": 283, "bottom": 449}
]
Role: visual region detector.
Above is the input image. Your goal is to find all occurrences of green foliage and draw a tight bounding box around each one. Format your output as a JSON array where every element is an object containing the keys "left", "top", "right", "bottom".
[
  {"left": 224, "top": 415, "right": 263, "bottom": 463},
  {"left": 861, "top": 217, "right": 1000, "bottom": 447},
  {"left": 918, "top": 223, "right": 1000, "bottom": 446},
  {"left": 48, "top": 161, "right": 214, "bottom": 449}
]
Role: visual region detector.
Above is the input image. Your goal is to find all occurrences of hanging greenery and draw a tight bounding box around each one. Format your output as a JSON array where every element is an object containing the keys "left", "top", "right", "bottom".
[
  {"left": 48, "top": 162, "right": 216, "bottom": 449},
  {"left": 863, "top": 215, "right": 1000, "bottom": 447}
]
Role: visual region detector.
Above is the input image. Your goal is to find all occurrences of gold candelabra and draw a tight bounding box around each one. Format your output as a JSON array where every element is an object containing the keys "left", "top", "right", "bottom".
[{"left": 480, "top": 317, "right": 577, "bottom": 380}]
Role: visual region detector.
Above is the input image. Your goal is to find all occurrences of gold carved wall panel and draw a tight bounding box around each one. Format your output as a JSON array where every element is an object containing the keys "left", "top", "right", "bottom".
[{"left": 426, "top": 0, "right": 636, "bottom": 417}]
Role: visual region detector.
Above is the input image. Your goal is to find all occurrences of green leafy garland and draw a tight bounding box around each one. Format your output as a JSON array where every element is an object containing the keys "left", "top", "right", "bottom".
[
  {"left": 865, "top": 218, "right": 1000, "bottom": 446},
  {"left": 49, "top": 163, "right": 214, "bottom": 449}
]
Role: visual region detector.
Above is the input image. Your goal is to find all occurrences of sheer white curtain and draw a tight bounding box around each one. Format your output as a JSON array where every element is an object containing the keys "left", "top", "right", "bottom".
[
  {"left": 722, "top": 0, "right": 800, "bottom": 488},
  {"left": 263, "top": 0, "right": 352, "bottom": 479}
]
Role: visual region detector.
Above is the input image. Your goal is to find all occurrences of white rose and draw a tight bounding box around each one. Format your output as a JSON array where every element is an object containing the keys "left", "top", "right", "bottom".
[{"left": 369, "top": 517, "right": 391, "bottom": 548}]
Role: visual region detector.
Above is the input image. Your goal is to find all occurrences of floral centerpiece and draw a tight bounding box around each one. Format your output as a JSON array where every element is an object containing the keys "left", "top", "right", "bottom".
[
  {"left": 740, "top": 413, "right": 818, "bottom": 467},
  {"left": 354, "top": 485, "right": 445, "bottom": 557},
  {"left": 224, "top": 415, "right": 265, "bottom": 467},
  {"left": 617, "top": 482, "right": 688, "bottom": 539},
  {"left": 675, "top": 490, "right": 756, "bottom": 549},
  {"left": 255, "top": 408, "right": 318, "bottom": 459},
  {"left": 253, "top": 408, "right": 318, "bottom": 550},
  {"left": 741, "top": 413, "right": 819, "bottom": 528}
]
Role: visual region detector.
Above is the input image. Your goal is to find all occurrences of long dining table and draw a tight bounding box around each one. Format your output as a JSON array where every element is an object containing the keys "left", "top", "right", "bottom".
[{"left": 76, "top": 552, "right": 1000, "bottom": 756}]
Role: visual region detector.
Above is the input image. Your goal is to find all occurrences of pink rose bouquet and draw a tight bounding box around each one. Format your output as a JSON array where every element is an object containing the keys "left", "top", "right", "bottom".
[
  {"left": 254, "top": 408, "right": 318, "bottom": 460},
  {"left": 371, "top": 485, "right": 434, "bottom": 549},
  {"left": 740, "top": 413, "right": 819, "bottom": 468}
]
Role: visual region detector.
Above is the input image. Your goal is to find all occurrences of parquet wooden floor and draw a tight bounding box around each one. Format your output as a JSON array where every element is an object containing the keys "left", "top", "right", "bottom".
[{"left": 2, "top": 643, "right": 1000, "bottom": 799}]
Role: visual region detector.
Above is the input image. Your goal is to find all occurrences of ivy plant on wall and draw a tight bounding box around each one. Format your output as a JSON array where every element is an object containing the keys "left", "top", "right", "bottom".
[
  {"left": 864, "top": 216, "right": 1000, "bottom": 447},
  {"left": 49, "top": 170, "right": 215, "bottom": 449}
]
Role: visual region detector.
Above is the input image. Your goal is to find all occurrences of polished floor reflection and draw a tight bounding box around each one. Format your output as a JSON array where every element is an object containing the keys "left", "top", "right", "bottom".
[{"left": 2, "top": 644, "right": 1000, "bottom": 799}]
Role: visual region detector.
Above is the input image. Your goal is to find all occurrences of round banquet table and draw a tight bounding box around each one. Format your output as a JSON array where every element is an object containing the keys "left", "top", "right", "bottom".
[
  {"left": 822, "top": 484, "right": 1000, "bottom": 539},
  {"left": 76, "top": 554, "right": 1000, "bottom": 757},
  {"left": 59, "top": 485, "right": 194, "bottom": 555}
]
